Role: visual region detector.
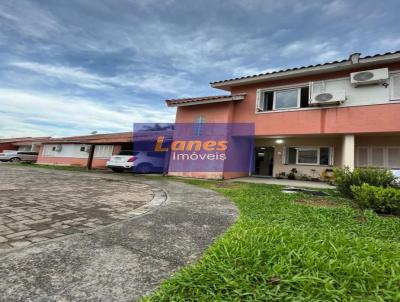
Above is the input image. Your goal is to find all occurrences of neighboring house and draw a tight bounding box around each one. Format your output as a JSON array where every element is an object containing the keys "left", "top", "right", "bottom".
[
  {"left": 37, "top": 132, "right": 133, "bottom": 169},
  {"left": 0, "top": 137, "right": 50, "bottom": 153},
  {"left": 166, "top": 51, "right": 400, "bottom": 180}
]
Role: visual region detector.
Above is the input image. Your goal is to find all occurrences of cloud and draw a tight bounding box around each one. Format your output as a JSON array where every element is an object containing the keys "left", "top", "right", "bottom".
[
  {"left": 0, "top": 0, "right": 399, "bottom": 138},
  {"left": 9, "top": 61, "right": 201, "bottom": 95},
  {"left": 0, "top": 88, "right": 176, "bottom": 137}
]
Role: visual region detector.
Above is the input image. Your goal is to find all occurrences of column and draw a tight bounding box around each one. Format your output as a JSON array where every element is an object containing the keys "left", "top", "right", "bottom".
[{"left": 342, "top": 135, "right": 355, "bottom": 170}]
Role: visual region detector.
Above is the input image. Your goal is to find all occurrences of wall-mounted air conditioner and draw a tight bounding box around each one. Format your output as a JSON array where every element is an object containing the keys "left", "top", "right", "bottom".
[
  {"left": 310, "top": 91, "right": 346, "bottom": 106},
  {"left": 350, "top": 68, "right": 389, "bottom": 87}
]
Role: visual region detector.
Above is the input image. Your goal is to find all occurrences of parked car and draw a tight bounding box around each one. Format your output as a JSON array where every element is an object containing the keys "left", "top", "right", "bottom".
[
  {"left": 0, "top": 151, "right": 39, "bottom": 163},
  {"left": 106, "top": 150, "right": 166, "bottom": 173}
]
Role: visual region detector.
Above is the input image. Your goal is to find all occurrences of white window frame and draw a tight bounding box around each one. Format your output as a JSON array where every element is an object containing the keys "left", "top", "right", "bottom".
[
  {"left": 256, "top": 82, "right": 310, "bottom": 112},
  {"left": 272, "top": 88, "right": 301, "bottom": 110},
  {"left": 284, "top": 146, "right": 333, "bottom": 166},
  {"left": 296, "top": 147, "right": 320, "bottom": 165}
]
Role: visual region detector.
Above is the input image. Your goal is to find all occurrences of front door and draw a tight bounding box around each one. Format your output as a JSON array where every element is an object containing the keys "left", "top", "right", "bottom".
[{"left": 254, "top": 147, "right": 274, "bottom": 176}]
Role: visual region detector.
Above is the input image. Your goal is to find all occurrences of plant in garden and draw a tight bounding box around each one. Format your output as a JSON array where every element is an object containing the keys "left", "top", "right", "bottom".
[
  {"left": 333, "top": 167, "right": 396, "bottom": 198},
  {"left": 352, "top": 183, "right": 400, "bottom": 214}
]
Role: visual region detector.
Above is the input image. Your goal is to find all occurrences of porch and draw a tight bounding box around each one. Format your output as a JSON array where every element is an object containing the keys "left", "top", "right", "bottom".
[{"left": 252, "top": 134, "right": 400, "bottom": 181}]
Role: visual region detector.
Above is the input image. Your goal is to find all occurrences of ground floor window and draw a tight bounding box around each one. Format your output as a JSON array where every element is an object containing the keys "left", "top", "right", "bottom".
[
  {"left": 285, "top": 147, "right": 333, "bottom": 166},
  {"left": 356, "top": 146, "right": 400, "bottom": 169}
]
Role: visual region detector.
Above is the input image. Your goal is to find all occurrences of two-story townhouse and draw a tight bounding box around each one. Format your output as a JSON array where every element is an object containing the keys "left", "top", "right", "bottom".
[{"left": 166, "top": 51, "right": 400, "bottom": 180}]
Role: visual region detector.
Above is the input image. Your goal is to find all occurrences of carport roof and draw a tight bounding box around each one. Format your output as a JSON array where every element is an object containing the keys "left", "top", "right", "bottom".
[{"left": 42, "top": 132, "right": 133, "bottom": 144}]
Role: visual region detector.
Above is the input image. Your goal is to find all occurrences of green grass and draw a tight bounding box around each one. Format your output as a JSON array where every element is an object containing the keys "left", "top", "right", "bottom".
[{"left": 143, "top": 180, "right": 400, "bottom": 302}]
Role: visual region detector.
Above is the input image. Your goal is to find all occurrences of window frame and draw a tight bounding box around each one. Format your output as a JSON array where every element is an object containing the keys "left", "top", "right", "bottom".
[
  {"left": 356, "top": 146, "right": 400, "bottom": 169},
  {"left": 286, "top": 146, "right": 332, "bottom": 166},
  {"left": 257, "top": 82, "right": 310, "bottom": 112}
]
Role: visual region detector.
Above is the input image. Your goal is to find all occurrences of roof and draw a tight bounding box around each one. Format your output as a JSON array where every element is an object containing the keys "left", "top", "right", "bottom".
[
  {"left": 42, "top": 132, "right": 133, "bottom": 144},
  {"left": 211, "top": 50, "right": 400, "bottom": 90},
  {"left": 166, "top": 94, "right": 246, "bottom": 107},
  {"left": 0, "top": 137, "right": 51, "bottom": 144}
]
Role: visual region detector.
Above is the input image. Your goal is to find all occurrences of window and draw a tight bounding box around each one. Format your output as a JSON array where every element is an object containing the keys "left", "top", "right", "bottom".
[
  {"left": 297, "top": 148, "right": 319, "bottom": 164},
  {"left": 358, "top": 147, "right": 368, "bottom": 166},
  {"left": 258, "top": 86, "right": 310, "bottom": 112},
  {"left": 274, "top": 89, "right": 298, "bottom": 109},
  {"left": 388, "top": 148, "right": 400, "bottom": 167},
  {"left": 390, "top": 74, "right": 400, "bottom": 100},
  {"left": 356, "top": 146, "right": 400, "bottom": 169},
  {"left": 94, "top": 145, "right": 113, "bottom": 158},
  {"left": 286, "top": 147, "right": 333, "bottom": 166},
  {"left": 80, "top": 146, "right": 86, "bottom": 152}
]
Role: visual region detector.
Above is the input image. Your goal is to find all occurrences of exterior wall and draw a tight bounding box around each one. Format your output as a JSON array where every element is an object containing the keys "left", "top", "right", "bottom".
[
  {"left": 256, "top": 136, "right": 342, "bottom": 179},
  {"left": 37, "top": 144, "right": 121, "bottom": 168},
  {"left": 171, "top": 62, "right": 400, "bottom": 179},
  {"left": 171, "top": 102, "right": 236, "bottom": 179},
  {"left": 229, "top": 62, "right": 400, "bottom": 136},
  {"left": 175, "top": 101, "right": 235, "bottom": 123}
]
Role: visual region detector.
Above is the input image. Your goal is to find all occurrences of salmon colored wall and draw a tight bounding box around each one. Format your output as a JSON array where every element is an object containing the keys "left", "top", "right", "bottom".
[
  {"left": 175, "top": 63, "right": 400, "bottom": 136},
  {"left": 175, "top": 101, "right": 235, "bottom": 123},
  {"left": 229, "top": 62, "right": 400, "bottom": 135},
  {"left": 37, "top": 156, "right": 88, "bottom": 167}
]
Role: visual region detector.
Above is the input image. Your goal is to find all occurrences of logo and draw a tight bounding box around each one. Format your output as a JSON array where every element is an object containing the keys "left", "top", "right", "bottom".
[{"left": 133, "top": 123, "right": 254, "bottom": 173}]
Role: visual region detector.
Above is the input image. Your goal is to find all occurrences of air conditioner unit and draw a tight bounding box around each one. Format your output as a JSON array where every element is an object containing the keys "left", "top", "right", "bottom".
[
  {"left": 310, "top": 91, "right": 346, "bottom": 106},
  {"left": 350, "top": 68, "right": 389, "bottom": 87},
  {"left": 55, "top": 145, "right": 62, "bottom": 152}
]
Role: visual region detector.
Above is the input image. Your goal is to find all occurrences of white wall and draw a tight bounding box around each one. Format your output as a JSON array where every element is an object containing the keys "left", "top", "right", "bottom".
[
  {"left": 43, "top": 144, "right": 90, "bottom": 158},
  {"left": 43, "top": 144, "right": 114, "bottom": 158},
  {"left": 312, "top": 72, "right": 399, "bottom": 107}
]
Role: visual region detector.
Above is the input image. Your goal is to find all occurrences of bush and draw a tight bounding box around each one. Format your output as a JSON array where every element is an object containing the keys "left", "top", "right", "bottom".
[
  {"left": 351, "top": 184, "right": 400, "bottom": 214},
  {"left": 333, "top": 167, "right": 396, "bottom": 198}
]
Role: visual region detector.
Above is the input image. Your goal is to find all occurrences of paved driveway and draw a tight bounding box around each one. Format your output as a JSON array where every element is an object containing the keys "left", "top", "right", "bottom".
[
  {"left": 0, "top": 166, "right": 160, "bottom": 252},
  {"left": 0, "top": 166, "right": 238, "bottom": 301}
]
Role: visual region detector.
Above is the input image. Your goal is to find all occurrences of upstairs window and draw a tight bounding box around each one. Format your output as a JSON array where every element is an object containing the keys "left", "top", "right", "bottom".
[
  {"left": 274, "top": 89, "right": 298, "bottom": 109},
  {"left": 258, "top": 86, "right": 310, "bottom": 112}
]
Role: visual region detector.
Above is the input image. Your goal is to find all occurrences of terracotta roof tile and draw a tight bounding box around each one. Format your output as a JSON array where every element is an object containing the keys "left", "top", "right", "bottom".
[
  {"left": 165, "top": 94, "right": 246, "bottom": 106},
  {"left": 210, "top": 50, "right": 400, "bottom": 85}
]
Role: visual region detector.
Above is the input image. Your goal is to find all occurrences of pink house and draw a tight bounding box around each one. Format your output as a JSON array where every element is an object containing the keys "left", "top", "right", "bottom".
[
  {"left": 0, "top": 137, "right": 50, "bottom": 153},
  {"left": 37, "top": 132, "right": 132, "bottom": 169},
  {"left": 166, "top": 51, "right": 400, "bottom": 180}
]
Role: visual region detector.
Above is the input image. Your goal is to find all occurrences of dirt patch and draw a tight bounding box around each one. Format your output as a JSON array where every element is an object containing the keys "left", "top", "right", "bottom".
[{"left": 295, "top": 197, "right": 339, "bottom": 208}]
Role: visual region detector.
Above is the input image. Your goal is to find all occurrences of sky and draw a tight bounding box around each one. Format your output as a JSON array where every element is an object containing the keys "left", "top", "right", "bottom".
[{"left": 1, "top": 0, "right": 400, "bottom": 138}]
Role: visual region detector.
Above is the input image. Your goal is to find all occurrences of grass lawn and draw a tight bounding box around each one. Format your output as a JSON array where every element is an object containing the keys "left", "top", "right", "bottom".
[{"left": 144, "top": 180, "right": 400, "bottom": 301}]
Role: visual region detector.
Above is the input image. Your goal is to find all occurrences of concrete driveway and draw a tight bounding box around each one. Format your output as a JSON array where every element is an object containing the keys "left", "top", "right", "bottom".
[{"left": 0, "top": 166, "right": 238, "bottom": 301}]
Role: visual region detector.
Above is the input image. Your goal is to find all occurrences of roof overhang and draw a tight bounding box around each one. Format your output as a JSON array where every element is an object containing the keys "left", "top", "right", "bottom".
[
  {"left": 166, "top": 94, "right": 246, "bottom": 107},
  {"left": 211, "top": 52, "right": 400, "bottom": 91}
]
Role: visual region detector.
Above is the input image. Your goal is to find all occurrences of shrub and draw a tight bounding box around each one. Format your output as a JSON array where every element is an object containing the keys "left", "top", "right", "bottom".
[
  {"left": 333, "top": 167, "right": 396, "bottom": 198},
  {"left": 351, "top": 184, "right": 400, "bottom": 214}
]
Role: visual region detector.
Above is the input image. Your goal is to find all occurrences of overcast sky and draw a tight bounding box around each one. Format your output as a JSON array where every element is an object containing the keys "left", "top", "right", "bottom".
[{"left": 1, "top": 0, "right": 400, "bottom": 137}]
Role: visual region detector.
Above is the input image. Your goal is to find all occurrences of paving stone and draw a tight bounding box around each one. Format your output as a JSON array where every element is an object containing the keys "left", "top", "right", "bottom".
[
  {"left": 0, "top": 166, "right": 156, "bottom": 250},
  {"left": 9, "top": 241, "right": 31, "bottom": 248}
]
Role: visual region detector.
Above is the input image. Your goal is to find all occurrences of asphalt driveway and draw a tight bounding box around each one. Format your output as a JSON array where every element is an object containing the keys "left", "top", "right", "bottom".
[{"left": 0, "top": 166, "right": 238, "bottom": 301}]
